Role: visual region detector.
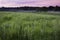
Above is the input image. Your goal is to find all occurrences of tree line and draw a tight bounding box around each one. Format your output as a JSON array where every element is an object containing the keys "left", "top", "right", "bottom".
[{"left": 0, "top": 6, "right": 60, "bottom": 11}]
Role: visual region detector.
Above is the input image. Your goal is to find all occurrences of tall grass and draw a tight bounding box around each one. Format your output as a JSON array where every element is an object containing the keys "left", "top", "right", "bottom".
[{"left": 0, "top": 12, "right": 60, "bottom": 40}]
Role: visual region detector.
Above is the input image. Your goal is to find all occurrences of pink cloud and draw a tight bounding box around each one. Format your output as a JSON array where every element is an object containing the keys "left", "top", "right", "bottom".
[{"left": 0, "top": 0, "right": 60, "bottom": 7}]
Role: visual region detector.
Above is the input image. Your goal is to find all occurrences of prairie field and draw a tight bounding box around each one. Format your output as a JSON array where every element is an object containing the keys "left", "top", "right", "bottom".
[{"left": 0, "top": 11, "right": 60, "bottom": 40}]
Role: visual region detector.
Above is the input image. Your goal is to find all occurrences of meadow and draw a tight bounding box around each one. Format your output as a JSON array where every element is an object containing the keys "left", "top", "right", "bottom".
[{"left": 0, "top": 11, "right": 60, "bottom": 40}]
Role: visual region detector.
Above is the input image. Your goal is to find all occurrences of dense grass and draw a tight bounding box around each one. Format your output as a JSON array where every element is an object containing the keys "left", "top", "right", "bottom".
[{"left": 0, "top": 12, "right": 60, "bottom": 40}]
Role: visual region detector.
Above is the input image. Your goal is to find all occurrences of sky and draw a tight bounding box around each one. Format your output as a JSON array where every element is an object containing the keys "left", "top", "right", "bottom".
[{"left": 0, "top": 0, "right": 60, "bottom": 7}]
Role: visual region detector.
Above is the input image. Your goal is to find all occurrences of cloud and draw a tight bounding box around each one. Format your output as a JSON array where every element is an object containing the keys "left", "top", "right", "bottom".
[{"left": 0, "top": 0, "right": 60, "bottom": 7}]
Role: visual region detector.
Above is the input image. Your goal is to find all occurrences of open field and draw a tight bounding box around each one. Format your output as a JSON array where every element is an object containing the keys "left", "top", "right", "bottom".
[{"left": 0, "top": 12, "right": 60, "bottom": 40}]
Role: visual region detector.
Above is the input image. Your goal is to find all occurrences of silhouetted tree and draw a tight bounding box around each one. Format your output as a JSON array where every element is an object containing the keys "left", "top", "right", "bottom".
[
  {"left": 54, "top": 6, "right": 60, "bottom": 11},
  {"left": 48, "top": 6, "right": 54, "bottom": 11},
  {"left": 0, "top": 6, "right": 60, "bottom": 11}
]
